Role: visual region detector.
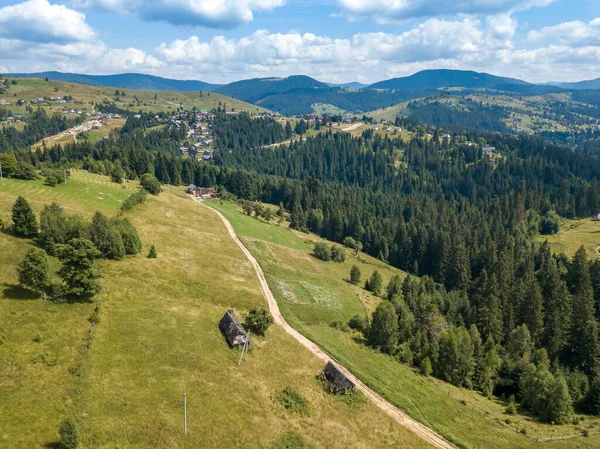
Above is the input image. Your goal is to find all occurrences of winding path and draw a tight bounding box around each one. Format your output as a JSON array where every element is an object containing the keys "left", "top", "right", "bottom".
[{"left": 197, "top": 198, "right": 456, "bottom": 449}]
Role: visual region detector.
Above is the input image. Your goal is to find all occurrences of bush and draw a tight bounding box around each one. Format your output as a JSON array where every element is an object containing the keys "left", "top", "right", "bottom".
[
  {"left": 244, "top": 308, "right": 273, "bottom": 336},
  {"left": 420, "top": 356, "right": 432, "bottom": 376},
  {"left": 540, "top": 211, "right": 560, "bottom": 235},
  {"left": 121, "top": 189, "right": 147, "bottom": 212},
  {"left": 59, "top": 417, "right": 79, "bottom": 449},
  {"left": 349, "top": 265, "right": 361, "bottom": 284},
  {"left": 45, "top": 176, "right": 58, "bottom": 187},
  {"left": 113, "top": 218, "right": 142, "bottom": 255},
  {"left": 140, "top": 173, "right": 161, "bottom": 195},
  {"left": 331, "top": 245, "right": 346, "bottom": 263},
  {"left": 348, "top": 314, "right": 368, "bottom": 333},
  {"left": 397, "top": 342, "right": 414, "bottom": 365},
  {"left": 313, "top": 242, "right": 331, "bottom": 261},
  {"left": 148, "top": 245, "right": 157, "bottom": 258},
  {"left": 506, "top": 395, "right": 517, "bottom": 415},
  {"left": 277, "top": 386, "right": 310, "bottom": 416},
  {"left": 343, "top": 236, "right": 357, "bottom": 248},
  {"left": 270, "top": 433, "right": 314, "bottom": 449}
]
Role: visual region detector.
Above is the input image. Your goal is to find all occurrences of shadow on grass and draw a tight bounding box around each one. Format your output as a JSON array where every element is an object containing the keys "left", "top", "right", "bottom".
[
  {"left": 351, "top": 334, "right": 369, "bottom": 346},
  {"left": 43, "top": 442, "right": 62, "bottom": 449},
  {"left": 1, "top": 283, "right": 40, "bottom": 300}
]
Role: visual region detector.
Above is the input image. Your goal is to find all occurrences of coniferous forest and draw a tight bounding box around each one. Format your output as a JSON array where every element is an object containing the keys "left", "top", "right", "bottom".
[{"left": 3, "top": 109, "right": 600, "bottom": 424}]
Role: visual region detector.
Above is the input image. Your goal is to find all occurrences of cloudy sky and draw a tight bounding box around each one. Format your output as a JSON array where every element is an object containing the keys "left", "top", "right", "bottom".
[{"left": 0, "top": 0, "right": 599, "bottom": 84}]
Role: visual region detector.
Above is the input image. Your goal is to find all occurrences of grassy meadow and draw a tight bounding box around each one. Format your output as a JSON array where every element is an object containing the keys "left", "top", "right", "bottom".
[
  {"left": 0, "top": 172, "right": 432, "bottom": 449},
  {"left": 0, "top": 78, "right": 269, "bottom": 116},
  {"left": 538, "top": 218, "right": 600, "bottom": 259},
  {"left": 208, "top": 200, "right": 600, "bottom": 449}
]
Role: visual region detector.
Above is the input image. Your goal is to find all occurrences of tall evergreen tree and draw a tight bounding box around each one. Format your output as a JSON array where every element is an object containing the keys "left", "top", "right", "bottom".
[
  {"left": 11, "top": 196, "right": 38, "bottom": 237},
  {"left": 17, "top": 248, "right": 51, "bottom": 300},
  {"left": 368, "top": 301, "right": 399, "bottom": 355},
  {"left": 57, "top": 238, "right": 102, "bottom": 298}
]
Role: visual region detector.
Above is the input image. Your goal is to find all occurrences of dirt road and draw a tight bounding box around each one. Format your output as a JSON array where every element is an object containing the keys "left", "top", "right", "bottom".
[{"left": 199, "top": 198, "right": 456, "bottom": 449}]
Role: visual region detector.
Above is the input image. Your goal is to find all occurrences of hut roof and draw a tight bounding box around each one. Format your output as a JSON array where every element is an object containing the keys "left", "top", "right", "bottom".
[
  {"left": 219, "top": 309, "right": 248, "bottom": 348},
  {"left": 320, "top": 361, "right": 355, "bottom": 394}
]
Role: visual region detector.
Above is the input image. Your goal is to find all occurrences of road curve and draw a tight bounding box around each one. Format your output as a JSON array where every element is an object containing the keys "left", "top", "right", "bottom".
[{"left": 198, "top": 198, "right": 456, "bottom": 449}]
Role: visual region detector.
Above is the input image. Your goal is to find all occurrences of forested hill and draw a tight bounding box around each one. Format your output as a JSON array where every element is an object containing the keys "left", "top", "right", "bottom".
[
  {"left": 368, "top": 69, "right": 561, "bottom": 94},
  {"left": 4, "top": 109, "right": 600, "bottom": 429},
  {"left": 8, "top": 72, "right": 220, "bottom": 92}
]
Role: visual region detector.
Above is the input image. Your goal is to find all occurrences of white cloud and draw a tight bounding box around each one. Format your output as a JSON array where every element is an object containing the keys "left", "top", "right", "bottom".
[
  {"left": 81, "top": 0, "right": 285, "bottom": 28},
  {"left": 337, "top": 0, "right": 554, "bottom": 23},
  {"left": 528, "top": 18, "right": 600, "bottom": 47},
  {"left": 0, "top": 0, "right": 95, "bottom": 44}
]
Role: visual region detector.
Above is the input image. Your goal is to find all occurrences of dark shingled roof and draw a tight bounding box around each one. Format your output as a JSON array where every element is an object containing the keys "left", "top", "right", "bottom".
[
  {"left": 320, "top": 361, "right": 355, "bottom": 395},
  {"left": 219, "top": 309, "right": 249, "bottom": 348}
]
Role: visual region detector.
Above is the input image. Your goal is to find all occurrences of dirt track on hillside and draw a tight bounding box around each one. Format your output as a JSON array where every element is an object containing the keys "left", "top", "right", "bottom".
[{"left": 197, "top": 197, "right": 456, "bottom": 449}]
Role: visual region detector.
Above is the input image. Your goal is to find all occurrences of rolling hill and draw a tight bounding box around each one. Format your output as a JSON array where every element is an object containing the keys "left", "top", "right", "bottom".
[
  {"left": 368, "top": 69, "right": 562, "bottom": 94},
  {"left": 8, "top": 71, "right": 220, "bottom": 92},
  {"left": 553, "top": 77, "right": 600, "bottom": 90}
]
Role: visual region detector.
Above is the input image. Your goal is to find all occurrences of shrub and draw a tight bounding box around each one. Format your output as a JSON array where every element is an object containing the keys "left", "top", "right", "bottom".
[
  {"left": 148, "top": 245, "right": 157, "bottom": 258},
  {"left": 244, "top": 308, "right": 273, "bottom": 336},
  {"left": 505, "top": 395, "right": 517, "bottom": 415},
  {"left": 313, "top": 242, "right": 331, "bottom": 261},
  {"left": 140, "top": 173, "right": 161, "bottom": 195},
  {"left": 113, "top": 218, "right": 141, "bottom": 255},
  {"left": 277, "top": 386, "right": 310, "bottom": 416},
  {"left": 349, "top": 265, "right": 361, "bottom": 284},
  {"left": 120, "top": 189, "right": 147, "bottom": 212},
  {"left": 331, "top": 245, "right": 346, "bottom": 263},
  {"left": 397, "top": 342, "right": 414, "bottom": 365},
  {"left": 270, "top": 433, "right": 314, "bottom": 449},
  {"left": 348, "top": 314, "right": 368, "bottom": 333},
  {"left": 59, "top": 417, "right": 79, "bottom": 449},
  {"left": 343, "top": 236, "right": 357, "bottom": 248},
  {"left": 420, "top": 356, "right": 432, "bottom": 376}
]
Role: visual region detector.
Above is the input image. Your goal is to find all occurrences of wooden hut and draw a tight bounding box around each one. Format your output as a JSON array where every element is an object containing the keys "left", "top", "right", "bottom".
[
  {"left": 320, "top": 361, "right": 355, "bottom": 395},
  {"left": 219, "top": 309, "right": 249, "bottom": 348}
]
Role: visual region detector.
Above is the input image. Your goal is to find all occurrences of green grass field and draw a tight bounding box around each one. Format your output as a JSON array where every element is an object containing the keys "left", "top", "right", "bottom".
[
  {"left": 0, "top": 78, "right": 270, "bottom": 116},
  {"left": 538, "top": 218, "right": 600, "bottom": 259},
  {"left": 208, "top": 200, "right": 600, "bottom": 449},
  {"left": 0, "top": 172, "right": 431, "bottom": 449}
]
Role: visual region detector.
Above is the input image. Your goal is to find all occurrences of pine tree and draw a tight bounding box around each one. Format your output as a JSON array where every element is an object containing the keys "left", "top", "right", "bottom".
[
  {"left": 17, "top": 248, "right": 51, "bottom": 300},
  {"left": 568, "top": 247, "right": 599, "bottom": 372},
  {"left": 58, "top": 417, "right": 79, "bottom": 449},
  {"left": 541, "top": 257, "right": 571, "bottom": 360},
  {"left": 349, "top": 265, "right": 361, "bottom": 284},
  {"left": 89, "top": 212, "right": 125, "bottom": 260},
  {"left": 368, "top": 301, "right": 398, "bottom": 354},
  {"left": 420, "top": 356, "right": 432, "bottom": 376},
  {"left": 57, "top": 238, "right": 102, "bottom": 298},
  {"left": 477, "top": 273, "right": 504, "bottom": 344},
  {"left": 519, "top": 266, "right": 544, "bottom": 345},
  {"left": 366, "top": 270, "right": 383, "bottom": 296},
  {"left": 11, "top": 196, "right": 38, "bottom": 237},
  {"left": 546, "top": 376, "right": 574, "bottom": 424},
  {"left": 148, "top": 245, "right": 158, "bottom": 258},
  {"left": 386, "top": 274, "right": 403, "bottom": 300}
]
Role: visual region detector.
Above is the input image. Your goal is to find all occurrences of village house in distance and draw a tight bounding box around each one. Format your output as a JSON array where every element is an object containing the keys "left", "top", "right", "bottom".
[{"left": 186, "top": 184, "right": 218, "bottom": 199}]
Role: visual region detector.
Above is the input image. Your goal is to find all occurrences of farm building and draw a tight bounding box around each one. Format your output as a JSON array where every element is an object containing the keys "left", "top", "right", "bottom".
[
  {"left": 320, "top": 361, "right": 355, "bottom": 395},
  {"left": 186, "top": 185, "right": 218, "bottom": 199},
  {"left": 219, "top": 309, "right": 249, "bottom": 348}
]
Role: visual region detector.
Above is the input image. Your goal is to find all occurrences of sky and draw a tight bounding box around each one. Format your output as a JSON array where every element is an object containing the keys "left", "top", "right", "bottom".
[{"left": 0, "top": 0, "right": 600, "bottom": 84}]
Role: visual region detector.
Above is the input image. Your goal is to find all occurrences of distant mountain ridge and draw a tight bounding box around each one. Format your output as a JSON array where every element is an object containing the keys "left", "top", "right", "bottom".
[
  {"left": 7, "top": 71, "right": 221, "bottom": 92},
  {"left": 551, "top": 78, "right": 600, "bottom": 90},
  {"left": 367, "top": 69, "right": 561, "bottom": 94}
]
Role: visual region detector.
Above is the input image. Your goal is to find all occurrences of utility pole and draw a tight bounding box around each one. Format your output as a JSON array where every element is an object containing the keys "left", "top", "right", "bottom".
[
  {"left": 64, "top": 169, "right": 67, "bottom": 185},
  {"left": 0, "top": 161, "right": 3, "bottom": 180},
  {"left": 238, "top": 331, "right": 250, "bottom": 365},
  {"left": 184, "top": 393, "right": 187, "bottom": 435}
]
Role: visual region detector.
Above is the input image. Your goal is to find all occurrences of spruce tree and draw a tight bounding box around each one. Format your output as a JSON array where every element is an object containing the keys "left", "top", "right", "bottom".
[
  {"left": 148, "top": 245, "right": 158, "bottom": 258},
  {"left": 568, "top": 247, "right": 599, "bottom": 372},
  {"left": 519, "top": 267, "right": 544, "bottom": 345},
  {"left": 58, "top": 417, "right": 79, "bottom": 449},
  {"left": 11, "top": 196, "right": 38, "bottom": 237},
  {"left": 541, "top": 258, "right": 571, "bottom": 360},
  {"left": 366, "top": 270, "right": 383, "bottom": 296},
  {"left": 17, "top": 248, "right": 51, "bottom": 300},
  {"left": 57, "top": 238, "right": 102, "bottom": 298},
  {"left": 368, "top": 301, "right": 398, "bottom": 354},
  {"left": 89, "top": 212, "right": 125, "bottom": 260},
  {"left": 349, "top": 265, "right": 361, "bottom": 284},
  {"left": 546, "top": 376, "right": 574, "bottom": 424}
]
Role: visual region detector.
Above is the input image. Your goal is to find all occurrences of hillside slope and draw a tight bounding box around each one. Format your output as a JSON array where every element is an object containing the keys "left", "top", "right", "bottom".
[
  {"left": 8, "top": 72, "right": 220, "bottom": 92},
  {"left": 368, "top": 69, "right": 560, "bottom": 94},
  {"left": 0, "top": 172, "right": 431, "bottom": 449},
  {"left": 209, "top": 200, "right": 600, "bottom": 449}
]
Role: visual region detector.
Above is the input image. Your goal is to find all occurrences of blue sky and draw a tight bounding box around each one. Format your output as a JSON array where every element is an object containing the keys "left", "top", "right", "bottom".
[{"left": 0, "top": 0, "right": 599, "bottom": 84}]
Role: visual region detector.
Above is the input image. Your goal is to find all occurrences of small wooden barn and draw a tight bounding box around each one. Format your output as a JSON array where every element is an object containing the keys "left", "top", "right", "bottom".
[
  {"left": 320, "top": 361, "right": 355, "bottom": 395},
  {"left": 219, "top": 309, "right": 249, "bottom": 348}
]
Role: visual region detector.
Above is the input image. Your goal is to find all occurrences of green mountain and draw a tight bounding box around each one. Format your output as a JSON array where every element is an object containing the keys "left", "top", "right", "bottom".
[
  {"left": 368, "top": 69, "right": 561, "bottom": 94},
  {"left": 215, "top": 75, "right": 329, "bottom": 103},
  {"left": 7, "top": 71, "right": 220, "bottom": 92},
  {"left": 553, "top": 78, "right": 600, "bottom": 90}
]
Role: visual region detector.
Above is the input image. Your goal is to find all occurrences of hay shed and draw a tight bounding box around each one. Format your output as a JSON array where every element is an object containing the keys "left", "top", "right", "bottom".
[
  {"left": 320, "top": 361, "right": 355, "bottom": 395},
  {"left": 220, "top": 309, "right": 249, "bottom": 348}
]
